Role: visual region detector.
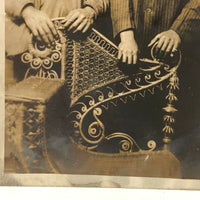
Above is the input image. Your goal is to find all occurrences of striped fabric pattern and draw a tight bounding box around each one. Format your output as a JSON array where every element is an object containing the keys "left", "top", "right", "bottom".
[
  {"left": 84, "top": 0, "right": 109, "bottom": 14},
  {"left": 110, "top": 0, "right": 200, "bottom": 45}
]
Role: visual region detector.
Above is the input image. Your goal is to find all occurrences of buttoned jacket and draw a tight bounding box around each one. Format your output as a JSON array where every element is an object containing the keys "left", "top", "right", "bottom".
[{"left": 111, "top": 0, "right": 200, "bottom": 47}]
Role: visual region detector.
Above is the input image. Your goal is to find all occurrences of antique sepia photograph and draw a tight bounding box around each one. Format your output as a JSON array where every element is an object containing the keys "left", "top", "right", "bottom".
[{"left": 1, "top": 0, "right": 200, "bottom": 189}]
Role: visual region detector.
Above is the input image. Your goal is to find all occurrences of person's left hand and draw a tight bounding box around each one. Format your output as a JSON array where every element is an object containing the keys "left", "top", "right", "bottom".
[
  {"left": 61, "top": 7, "right": 96, "bottom": 33},
  {"left": 118, "top": 30, "right": 138, "bottom": 65},
  {"left": 148, "top": 30, "right": 181, "bottom": 57}
]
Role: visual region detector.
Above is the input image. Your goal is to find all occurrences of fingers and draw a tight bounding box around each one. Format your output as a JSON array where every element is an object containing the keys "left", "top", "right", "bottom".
[
  {"left": 30, "top": 27, "right": 39, "bottom": 40},
  {"left": 62, "top": 8, "right": 94, "bottom": 33},
  {"left": 118, "top": 39, "right": 138, "bottom": 65},
  {"left": 27, "top": 19, "right": 56, "bottom": 45},
  {"left": 155, "top": 37, "right": 177, "bottom": 58},
  {"left": 68, "top": 14, "right": 84, "bottom": 31},
  {"left": 133, "top": 53, "right": 137, "bottom": 65},
  {"left": 155, "top": 36, "right": 165, "bottom": 54},
  {"left": 172, "top": 40, "right": 179, "bottom": 52},
  {"left": 63, "top": 12, "right": 79, "bottom": 29},
  {"left": 23, "top": 9, "right": 58, "bottom": 46},
  {"left": 61, "top": 11, "right": 75, "bottom": 24},
  {"left": 118, "top": 48, "right": 138, "bottom": 65},
  {"left": 164, "top": 40, "right": 174, "bottom": 57},
  {"left": 82, "top": 22, "right": 91, "bottom": 33},
  {"left": 148, "top": 34, "right": 160, "bottom": 47},
  {"left": 158, "top": 38, "right": 170, "bottom": 57},
  {"left": 47, "top": 20, "right": 58, "bottom": 38},
  {"left": 36, "top": 22, "right": 58, "bottom": 46},
  {"left": 37, "top": 26, "right": 49, "bottom": 45},
  {"left": 127, "top": 54, "right": 132, "bottom": 65},
  {"left": 127, "top": 51, "right": 138, "bottom": 65},
  {"left": 154, "top": 36, "right": 174, "bottom": 58},
  {"left": 62, "top": 10, "right": 76, "bottom": 23},
  {"left": 160, "top": 39, "right": 170, "bottom": 52},
  {"left": 150, "top": 30, "right": 181, "bottom": 59},
  {"left": 122, "top": 52, "right": 127, "bottom": 63},
  {"left": 42, "top": 22, "right": 54, "bottom": 44},
  {"left": 118, "top": 49, "right": 122, "bottom": 60},
  {"left": 118, "top": 46, "right": 127, "bottom": 63},
  {"left": 64, "top": 15, "right": 92, "bottom": 33},
  {"left": 73, "top": 19, "right": 87, "bottom": 33},
  {"left": 119, "top": 51, "right": 137, "bottom": 65}
]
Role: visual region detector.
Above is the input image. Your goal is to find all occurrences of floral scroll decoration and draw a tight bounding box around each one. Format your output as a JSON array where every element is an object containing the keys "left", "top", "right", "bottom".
[
  {"left": 69, "top": 49, "right": 182, "bottom": 153},
  {"left": 21, "top": 19, "right": 67, "bottom": 79},
  {"left": 162, "top": 67, "right": 180, "bottom": 143},
  {"left": 70, "top": 101, "right": 157, "bottom": 153},
  {"left": 150, "top": 44, "right": 181, "bottom": 144},
  {"left": 19, "top": 17, "right": 182, "bottom": 153}
]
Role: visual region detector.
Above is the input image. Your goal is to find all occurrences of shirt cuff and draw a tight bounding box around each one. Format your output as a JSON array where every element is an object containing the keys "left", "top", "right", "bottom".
[
  {"left": 84, "top": 0, "right": 108, "bottom": 17},
  {"left": 6, "top": 0, "right": 34, "bottom": 18},
  {"left": 112, "top": 18, "right": 134, "bottom": 38}
]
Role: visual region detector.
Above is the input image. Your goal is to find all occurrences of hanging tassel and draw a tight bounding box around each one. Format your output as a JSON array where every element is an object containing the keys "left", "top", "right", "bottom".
[{"left": 162, "top": 72, "right": 179, "bottom": 144}]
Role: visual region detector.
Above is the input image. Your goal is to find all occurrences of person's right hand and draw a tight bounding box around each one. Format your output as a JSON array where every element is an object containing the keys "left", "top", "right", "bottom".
[
  {"left": 61, "top": 7, "right": 96, "bottom": 33},
  {"left": 21, "top": 5, "right": 58, "bottom": 45},
  {"left": 119, "top": 30, "right": 138, "bottom": 64}
]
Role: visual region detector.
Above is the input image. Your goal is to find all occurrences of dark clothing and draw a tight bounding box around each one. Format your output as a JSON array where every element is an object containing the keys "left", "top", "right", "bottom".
[
  {"left": 110, "top": 0, "right": 200, "bottom": 140},
  {"left": 111, "top": 0, "right": 200, "bottom": 54}
]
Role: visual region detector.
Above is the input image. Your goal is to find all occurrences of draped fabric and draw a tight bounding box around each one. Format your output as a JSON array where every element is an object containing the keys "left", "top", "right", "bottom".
[{"left": 5, "top": 0, "right": 108, "bottom": 57}]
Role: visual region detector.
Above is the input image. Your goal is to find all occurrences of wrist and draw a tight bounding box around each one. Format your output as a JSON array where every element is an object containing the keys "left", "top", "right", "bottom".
[
  {"left": 21, "top": 4, "right": 35, "bottom": 18},
  {"left": 169, "top": 29, "right": 181, "bottom": 41},
  {"left": 120, "top": 30, "right": 135, "bottom": 42},
  {"left": 83, "top": 6, "right": 96, "bottom": 18},
  {"left": 169, "top": 29, "right": 177, "bottom": 34}
]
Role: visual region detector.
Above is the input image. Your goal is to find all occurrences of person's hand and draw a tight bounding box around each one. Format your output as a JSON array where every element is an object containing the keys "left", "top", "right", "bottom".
[
  {"left": 148, "top": 30, "right": 181, "bottom": 57},
  {"left": 118, "top": 30, "right": 138, "bottom": 64},
  {"left": 61, "top": 7, "right": 96, "bottom": 33},
  {"left": 22, "top": 5, "right": 58, "bottom": 45}
]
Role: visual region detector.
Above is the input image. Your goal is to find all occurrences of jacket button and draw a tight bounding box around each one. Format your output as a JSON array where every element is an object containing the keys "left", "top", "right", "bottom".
[{"left": 145, "top": 7, "right": 153, "bottom": 13}]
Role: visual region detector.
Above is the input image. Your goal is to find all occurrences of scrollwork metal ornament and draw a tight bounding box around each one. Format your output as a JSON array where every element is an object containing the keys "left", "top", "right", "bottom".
[
  {"left": 21, "top": 20, "right": 65, "bottom": 79},
  {"left": 150, "top": 43, "right": 181, "bottom": 144},
  {"left": 19, "top": 17, "right": 182, "bottom": 154},
  {"left": 68, "top": 32, "right": 181, "bottom": 153},
  {"left": 70, "top": 97, "right": 158, "bottom": 153}
]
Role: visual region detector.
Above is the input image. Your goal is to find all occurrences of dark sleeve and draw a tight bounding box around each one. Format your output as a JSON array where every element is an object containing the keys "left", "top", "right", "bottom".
[
  {"left": 84, "top": 0, "right": 109, "bottom": 18},
  {"left": 5, "top": 0, "right": 34, "bottom": 19},
  {"left": 170, "top": 0, "right": 200, "bottom": 41},
  {"left": 110, "top": 0, "right": 134, "bottom": 38}
]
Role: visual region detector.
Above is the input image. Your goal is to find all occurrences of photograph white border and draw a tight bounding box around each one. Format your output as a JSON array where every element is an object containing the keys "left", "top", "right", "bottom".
[{"left": 1, "top": 0, "right": 200, "bottom": 190}]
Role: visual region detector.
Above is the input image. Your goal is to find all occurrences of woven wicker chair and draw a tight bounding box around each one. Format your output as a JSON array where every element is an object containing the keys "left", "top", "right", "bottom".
[{"left": 5, "top": 18, "right": 181, "bottom": 177}]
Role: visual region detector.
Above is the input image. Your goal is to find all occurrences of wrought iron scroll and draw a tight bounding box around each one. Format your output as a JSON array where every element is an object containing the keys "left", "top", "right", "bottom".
[
  {"left": 67, "top": 26, "right": 182, "bottom": 153},
  {"left": 21, "top": 19, "right": 67, "bottom": 79},
  {"left": 19, "top": 17, "right": 181, "bottom": 154}
]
